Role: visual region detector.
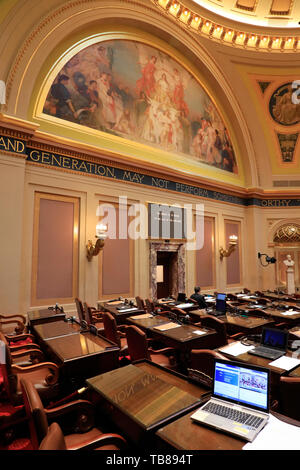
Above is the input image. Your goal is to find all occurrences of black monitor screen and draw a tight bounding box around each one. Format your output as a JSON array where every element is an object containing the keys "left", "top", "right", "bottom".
[
  {"left": 177, "top": 293, "right": 186, "bottom": 302},
  {"left": 216, "top": 293, "right": 226, "bottom": 312},
  {"left": 262, "top": 328, "right": 288, "bottom": 350}
]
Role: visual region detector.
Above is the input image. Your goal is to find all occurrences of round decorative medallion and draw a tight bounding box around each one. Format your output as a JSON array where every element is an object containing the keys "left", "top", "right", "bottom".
[{"left": 269, "top": 83, "right": 300, "bottom": 127}]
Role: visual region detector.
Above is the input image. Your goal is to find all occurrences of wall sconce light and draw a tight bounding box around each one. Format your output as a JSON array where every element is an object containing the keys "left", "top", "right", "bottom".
[
  {"left": 219, "top": 235, "right": 238, "bottom": 260},
  {"left": 258, "top": 252, "right": 276, "bottom": 267},
  {"left": 86, "top": 222, "right": 108, "bottom": 261}
]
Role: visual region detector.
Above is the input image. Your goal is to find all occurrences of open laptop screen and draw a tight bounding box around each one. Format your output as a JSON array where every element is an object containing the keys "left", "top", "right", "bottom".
[
  {"left": 213, "top": 360, "right": 269, "bottom": 412},
  {"left": 216, "top": 293, "right": 226, "bottom": 312},
  {"left": 261, "top": 328, "right": 288, "bottom": 351}
]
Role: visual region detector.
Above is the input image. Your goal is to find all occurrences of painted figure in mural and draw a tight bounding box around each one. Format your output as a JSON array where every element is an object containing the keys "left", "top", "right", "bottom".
[
  {"left": 43, "top": 40, "right": 238, "bottom": 173},
  {"left": 50, "top": 75, "right": 77, "bottom": 121},
  {"left": 136, "top": 55, "right": 157, "bottom": 99}
]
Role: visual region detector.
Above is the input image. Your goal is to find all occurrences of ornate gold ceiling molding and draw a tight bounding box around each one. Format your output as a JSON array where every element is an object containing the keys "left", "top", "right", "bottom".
[{"left": 151, "top": 0, "right": 300, "bottom": 52}]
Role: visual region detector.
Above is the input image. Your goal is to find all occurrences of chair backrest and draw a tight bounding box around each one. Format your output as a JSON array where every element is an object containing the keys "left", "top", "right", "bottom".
[
  {"left": 145, "top": 299, "right": 154, "bottom": 314},
  {"left": 74, "top": 298, "right": 85, "bottom": 323},
  {"left": 125, "top": 325, "right": 150, "bottom": 362},
  {"left": 83, "top": 302, "right": 93, "bottom": 325},
  {"left": 190, "top": 349, "right": 227, "bottom": 376},
  {"left": 278, "top": 377, "right": 300, "bottom": 421},
  {"left": 200, "top": 315, "right": 228, "bottom": 347},
  {"left": 102, "top": 312, "right": 120, "bottom": 347},
  {"left": 39, "top": 422, "right": 67, "bottom": 450},
  {"left": 20, "top": 378, "right": 49, "bottom": 450},
  {"left": 135, "top": 296, "right": 145, "bottom": 311},
  {"left": 243, "top": 288, "right": 251, "bottom": 294}
]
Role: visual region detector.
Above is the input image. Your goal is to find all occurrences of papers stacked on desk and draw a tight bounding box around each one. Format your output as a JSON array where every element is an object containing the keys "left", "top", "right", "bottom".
[
  {"left": 154, "top": 322, "right": 181, "bottom": 331},
  {"left": 176, "top": 303, "right": 194, "bottom": 309},
  {"left": 243, "top": 414, "right": 300, "bottom": 450},
  {"left": 116, "top": 307, "right": 138, "bottom": 313},
  {"left": 268, "top": 356, "right": 300, "bottom": 371},
  {"left": 280, "top": 310, "right": 299, "bottom": 316},
  {"left": 129, "top": 313, "right": 153, "bottom": 320},
  {"left": 219, "top": 341, "right": 255, "bottom": 356}
]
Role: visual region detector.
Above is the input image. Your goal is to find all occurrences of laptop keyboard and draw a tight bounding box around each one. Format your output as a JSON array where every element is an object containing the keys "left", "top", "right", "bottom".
[
  {"left": 251, "top": 346, "right": 282, "bottom": 358},
  {"left": 202, "top": 402, "right": 264, "bottom": 428}
]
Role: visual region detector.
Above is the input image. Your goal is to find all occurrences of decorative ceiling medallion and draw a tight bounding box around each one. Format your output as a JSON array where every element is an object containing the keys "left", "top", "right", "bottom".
[
  {"left": 277, "top": 132, "right": 298, "bottom": 162},
  {"left": 151, "top": 0, "right": 300, "bottom": 52},
  {"left": 269, "top": 83, "right": 300, "bottom": 126},
  {"left": 274, "top": 224, "right": 300, "bottom": 242}
]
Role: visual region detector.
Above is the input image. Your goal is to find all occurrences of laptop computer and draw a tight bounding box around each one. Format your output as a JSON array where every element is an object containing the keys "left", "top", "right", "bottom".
[
  {"left": 208, "top": 293, "right": 227, "bottom": 316},
  {"left": 191, "top": 359, "right": 269, "bottom": 442},
  {"left": 248, "top": 327, "right": 288, "bottom": 360}
]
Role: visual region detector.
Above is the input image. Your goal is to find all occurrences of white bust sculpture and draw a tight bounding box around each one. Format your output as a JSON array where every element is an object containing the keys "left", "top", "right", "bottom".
[{"left": 283, "top": 254, "right": 295, "bottom": 268}]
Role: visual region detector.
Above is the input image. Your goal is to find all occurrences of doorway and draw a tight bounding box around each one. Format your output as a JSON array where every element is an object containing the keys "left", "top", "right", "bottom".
[{"left": 156, "top": 251, "right": 178, "bottom": 299}]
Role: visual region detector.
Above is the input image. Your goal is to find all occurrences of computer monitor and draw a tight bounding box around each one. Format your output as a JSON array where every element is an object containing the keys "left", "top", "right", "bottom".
[
  {"left": 216, "top": 293, "right": 226, "bottom": 313},
  {"left": 177, "top": 293, "right": 186, "bottom": 302}
]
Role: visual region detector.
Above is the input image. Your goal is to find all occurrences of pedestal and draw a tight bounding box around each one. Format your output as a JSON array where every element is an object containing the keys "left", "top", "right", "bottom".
[{"left": 286, "top": 267, "right": 295, "bottom": 295}]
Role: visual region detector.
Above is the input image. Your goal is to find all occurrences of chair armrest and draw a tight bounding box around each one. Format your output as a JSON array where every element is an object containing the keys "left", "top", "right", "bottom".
[
  {"left": 117, "top": 325, "right": 128, "bottom": 332},
  {"left": 11, "top": 348, "right": 45, "bottom": 363},
  {"left": 149, "top": 346, "right": 176, "bottom": 356},
  {"left": 228, "top": 332, "right": 244, "bottom": 340},
  {"left": 11, "top": 362, "right": 60, "bottom": 385},
  {"left": 5, "top": 333, "right": 35, "bottom": 344},
  {"left": 0, "top": 314, "right": 26, "bottom": 323},
  {"left": 0, "top": 320, "right": 25, "bottom": 334},
  {"left": 9, "top": 342, "right": 41, "bottom": 352},
  {"left": 71, "top": 432, "right": 127, "bottom": 450},
  {"left": 45, "top": 399, "right": 95, "bottom": 433}
]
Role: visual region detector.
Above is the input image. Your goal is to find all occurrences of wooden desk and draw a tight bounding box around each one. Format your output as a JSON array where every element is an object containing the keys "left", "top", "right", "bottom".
[
  {"left": 157, "top": 299, "right": 198, "bottom": 312},
  {"left": 43, "top": 331, "right": 120, "bottom": 392},
  {"left": 189, "top": 309, "right": 273, "bottom": 334},
  {"left": 103, "top": 302, "right": 145, "bottom": 325},
  {"left": 155, "top": 410, "right": 300, "bottom": 450},
  {"left": 236, "top": 304, "right": 300, "bottom": 324},
  {"left": 32, "top": 320, "right": 81, "bottom": 340},
  {"left": 86, "top": 360, "right": 208, "bottom": 446},
  {"left": 127, "top": 315, "right": 216, "bottom": 371},
  {"left": 27, "top": 308, "right": 65, "bottom": 328}
]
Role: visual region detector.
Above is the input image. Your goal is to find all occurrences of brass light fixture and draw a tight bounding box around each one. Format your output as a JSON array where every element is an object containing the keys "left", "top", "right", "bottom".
[
  {"left": 86, "top": 223, "right": 108, "bottom": 261},
  {"left": 219, "top": 235, "right": 238, "bottom": 260}
]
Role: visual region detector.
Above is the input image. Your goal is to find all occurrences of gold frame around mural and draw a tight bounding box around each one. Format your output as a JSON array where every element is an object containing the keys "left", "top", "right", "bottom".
[{"left": 31, "top": 30, "right": 244, "bottom": 187}]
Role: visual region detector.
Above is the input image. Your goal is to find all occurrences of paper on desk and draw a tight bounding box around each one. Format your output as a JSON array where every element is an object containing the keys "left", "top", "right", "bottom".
[
  {"left": 176, "top": 303, "right": 194, "bottom": 309},
  {"left": 280, "top": 310, "right": 299, "bottom": 316},
  {"left": 130, "top": 313, "right": 153, "bottom": 319},
  {"left": 192, "top": 330, "right": 206, "bottom": 336},
  {"left": 243, "top": 414, "right": 300, "bottom": 450},
  {"left": 117, "top": 307, "right": 138, "bottom": 313},
  {"left": 268, "top": 356, "right": 300, "bottom": 371},
  {"left": 154, "top": 322, "right": 181, "bottom": 331},
  {"left": 219, "top": 341, "right": 255, "bottom": 357}
]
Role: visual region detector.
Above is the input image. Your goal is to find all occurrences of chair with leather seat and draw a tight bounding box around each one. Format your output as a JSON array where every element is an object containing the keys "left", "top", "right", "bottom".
[
  {"left": 199, "top": 315, "right": 243, "bottom": 349},
  {"left": 102, "top": 312, "right": 128, "bottom": 356},
  {"left": 276, "top": 376, "right": 300, "bottom": 422},
  {"left": 74, "top": 298, "right": 85, "bottom": 325},
  {"left": 189, "top": 349, "right": 228, "bottom": 388},
  {"left": 20, "top": 379, "right": 127, "bottom": 451},
  {"left": 145, "top": 298, "right": 155, "bottom": 314},
  {"left": 83, "top": 302, "right": 104, "bottom": 332},
  {"left": 0, "top": 331, "right": 44, "bottom": 367},
  {"left": 125, "top": 325, "right": 177, "bottom": 370},
  {"left": 0, "top": 340, "right": 59, "bottom": 405}
]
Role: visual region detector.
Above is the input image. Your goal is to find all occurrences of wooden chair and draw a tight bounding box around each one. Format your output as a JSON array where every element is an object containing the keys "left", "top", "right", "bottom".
[
  {"left": 0, "top": 332, "right": 44, "bottom": 367},
  {"left": 276, "top": 377, "right": 300, "bottom": 422},
  {"left": 20, "top": 379, "right": 127, "bottom": 450},
  {"left": 0, "top": 339, "right": 59, "bottom": 405},
  {"left": 74, "top": 298, "right": 85, "bottom": 324},
  {"left": 83, "top": 302, "right": 104, "bottom": 331},
  {"left": 199, "top": 315, "right": 243, "bottom": 349},
  {"left": 125, "top": 325, "right": 177, "bottom": 370},
  {"left": 145, "top": 298, "right": 155, "bottom": 314},
  {"left": 189, "top": 349, "right": 228, "bottom": 388},
  {"left": 102, "top": 312, "right": 128, "bottom": 356},
  {"left": 135, "top": 296, "right": 146, "bottom": 311}
]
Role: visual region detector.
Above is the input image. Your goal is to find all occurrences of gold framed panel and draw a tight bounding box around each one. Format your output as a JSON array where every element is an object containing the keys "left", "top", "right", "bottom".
[
  {"left": 98, "top": 200, "right": 135, "bottom": 300},
  {"left": 31, "top": 192, "right": 79, "bottom": 306},
  {"left": 224, "top": 219, "right": 243, "bottom": 288}
]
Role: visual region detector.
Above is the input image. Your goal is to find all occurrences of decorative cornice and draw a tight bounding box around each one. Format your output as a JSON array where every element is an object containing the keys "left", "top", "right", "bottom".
[{"left": 151, "top": 0, "right": 300, "bottom": 53}]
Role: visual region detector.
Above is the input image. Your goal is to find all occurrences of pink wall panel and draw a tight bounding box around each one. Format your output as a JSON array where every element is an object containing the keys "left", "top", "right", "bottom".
[
  {"left": 36, "top": 199, "right": 74, "bottom": 299},
  {"left": 101, "top": 206, "right": 131, "bottom": 295},
  {"left": 196, "top": 217, "right": 215, "bottom": 288},
  {"left": 225, "top": 221, "right": 241, "bottom": 285}
]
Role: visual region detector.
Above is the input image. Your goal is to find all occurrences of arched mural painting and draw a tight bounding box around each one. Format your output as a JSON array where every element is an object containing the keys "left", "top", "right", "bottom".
[{"left": 42, "top": 39, "right": 238, "bottom": 173}]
